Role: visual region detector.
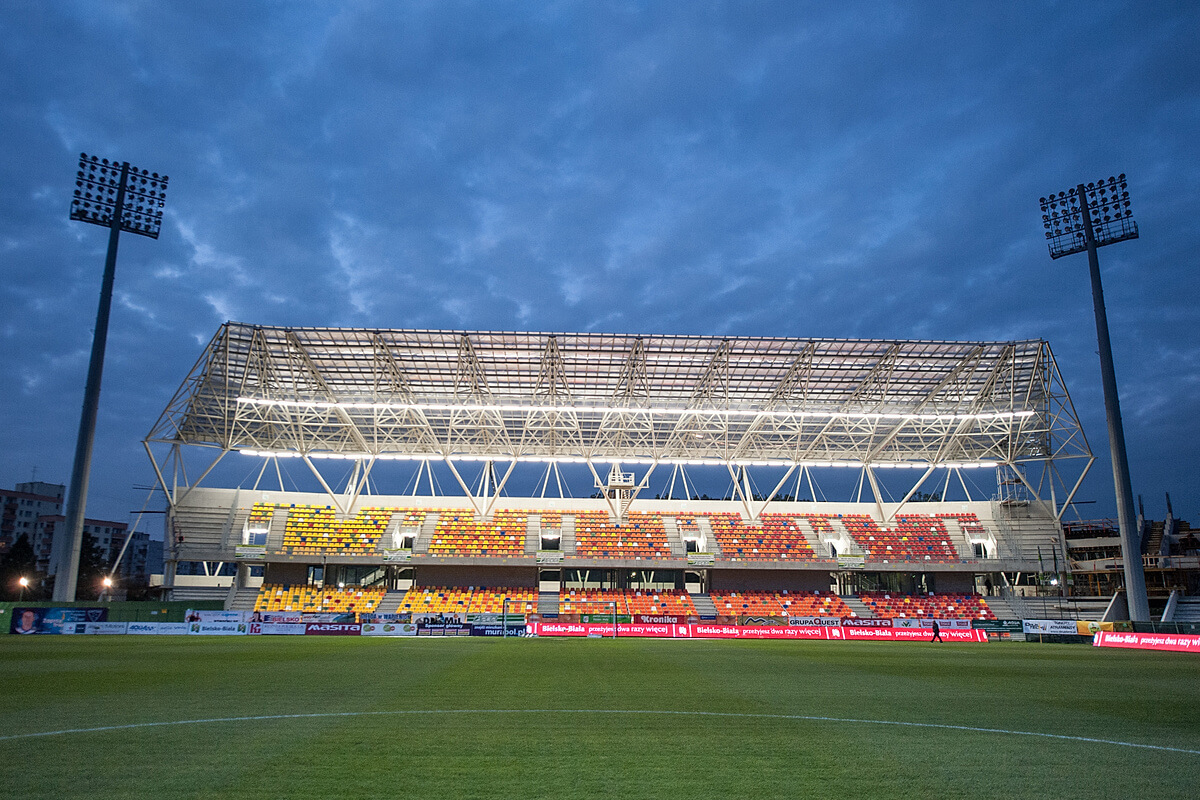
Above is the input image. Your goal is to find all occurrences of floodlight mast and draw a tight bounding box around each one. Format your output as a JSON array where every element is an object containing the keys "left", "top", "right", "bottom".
[
  {"left": 55, "top": 154, "right": 169, "bottom": 601},
  {"left": 1039, "top": 175, "right": 1148, "bottom": 621}
]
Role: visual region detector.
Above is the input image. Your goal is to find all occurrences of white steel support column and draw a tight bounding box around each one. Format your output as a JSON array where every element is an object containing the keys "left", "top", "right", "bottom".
[
  {"left": 301, "top": 456, "right": 347, "bottom": 515},
  {"left": 863, "top": 466, "right": 886, "bottom": 523}
]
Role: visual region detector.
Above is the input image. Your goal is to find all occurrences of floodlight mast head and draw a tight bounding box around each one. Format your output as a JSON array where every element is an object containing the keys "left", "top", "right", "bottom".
[
  {"left": 1039, "top": 175, "right": 1136, "bottom": 259},
  {"left": 70, "top": 152, "right": 170, "bottom": 238},
  {"left": 1037, "top": 173, "right": 1148, "bottom": 622},
  {"left": 54, "top": 152, "right": 169, "bottom": 601}
]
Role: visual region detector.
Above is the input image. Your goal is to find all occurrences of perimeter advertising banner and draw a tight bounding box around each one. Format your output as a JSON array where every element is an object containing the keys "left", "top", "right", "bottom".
[
  {"left": 526, "top": 621, "right": 988, "bottom": 642},
  {"left": 9, "top": 607, "right": 108, "bottom": 634},
  {"left": 126, "top": 622, "right": 189, "bottom": 635},
  {"left": 469, "top": 623, "right": 528, "bottom": 637},
  {"left": 840, "top": 626, "right": 987, "bottom": 642},
  {"left": 189, "top": 621, "right": 249, "bottom": 635},
  {"left": 249, "top": 622, "right": 307, "bottom": 635},
  {"left": 1093, "top": 631, "right": 1200, "bottom": 653},
  {"left": 361, "top": 622, "right": 417, "bottom": 636},
  {"left": 890, "top": 618, "right": 972, "bottom": 630},
  {"left": 1022, "top": 619, "right": 1081, "bottom": 635},
  {"left": 304, "top": 623, "right": 362, "bottom": 635}
]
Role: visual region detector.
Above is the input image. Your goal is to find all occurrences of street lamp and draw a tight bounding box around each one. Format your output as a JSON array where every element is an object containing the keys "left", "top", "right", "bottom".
[
  {"left": 18, "top": 576, "right": 29, "bottom": 602},
  {"left": 1039, "top": 175, "right": 1149, "bottom": 621},
  {"left": 54, "top": 154, "right": 169, "bottom": 601},
  {"left": 101, "top": 575, "right": 114, "bottom": 602}
]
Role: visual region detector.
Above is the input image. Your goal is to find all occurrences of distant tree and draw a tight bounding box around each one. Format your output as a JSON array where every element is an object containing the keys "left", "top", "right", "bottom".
[
  {"left": 0, "top": 534, "right": 37, "bottom": 600},
  {"left": 75, "top": 532, "right": 109, "bottom": 600},
  {"left": 913, "top": 491, "right": 942, "bottom": 502}
]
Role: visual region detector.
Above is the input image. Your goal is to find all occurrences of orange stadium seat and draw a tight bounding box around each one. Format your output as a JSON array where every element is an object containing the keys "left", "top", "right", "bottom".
[
  {"left": 707, "top": 513, "right": 819, "bottom": 562},
  {"left": 841, "top": 514, "right": 960, "bottom": 564},
  {"left": 426, "top": 509, "right": 528, "bottom": 557},
  {"left": 858, "top": 591, "right": 995, "bottom": 620},
  {"left": 280, "top": 505, "right": 394, "bottom": 555},
  {"left": 572, "top": 511, "right": 673, "bottom": 560}
]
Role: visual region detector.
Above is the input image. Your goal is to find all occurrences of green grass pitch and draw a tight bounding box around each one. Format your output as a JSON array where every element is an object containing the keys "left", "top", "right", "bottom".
[{"left": 1, "top": 636, "right": 1196, "bottom": 798}]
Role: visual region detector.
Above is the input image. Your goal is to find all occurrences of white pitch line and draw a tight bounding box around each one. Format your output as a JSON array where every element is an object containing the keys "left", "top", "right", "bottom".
[{"left": 0, "top": 709, "right": 1196, "bottom": 755}]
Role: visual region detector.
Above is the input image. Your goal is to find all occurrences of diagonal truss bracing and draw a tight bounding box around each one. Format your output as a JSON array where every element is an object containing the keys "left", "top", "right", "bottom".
[{"left": 147, "top": 323, "right": 1090, "bottom": 470}]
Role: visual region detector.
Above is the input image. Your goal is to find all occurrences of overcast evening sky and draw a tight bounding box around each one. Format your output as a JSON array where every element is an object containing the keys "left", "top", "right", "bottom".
[{"left": 1, "top": 2, "right": 1197, "bottom": 534}]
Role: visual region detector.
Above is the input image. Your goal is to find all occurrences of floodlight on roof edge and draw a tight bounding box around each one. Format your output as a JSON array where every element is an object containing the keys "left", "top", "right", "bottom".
[
  {"left": 54, "top": 154, "right": 169, "bottom": 601},
  {"left": 1038, "top": 174, "right": 1148, "bottom": 622}
]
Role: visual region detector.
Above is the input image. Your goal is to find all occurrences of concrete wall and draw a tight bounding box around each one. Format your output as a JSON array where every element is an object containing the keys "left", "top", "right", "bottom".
[
  {"left": 710, "top": 569, "right": 834, "bottom": 593},
  {"left": 414, "top": 565, "right": 538, "bottom": 588}
]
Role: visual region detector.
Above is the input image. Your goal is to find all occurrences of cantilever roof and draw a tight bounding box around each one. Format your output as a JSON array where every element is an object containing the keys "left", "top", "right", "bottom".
[{"left": 146, "top": 322, "right": 1089, "bottom": 467}]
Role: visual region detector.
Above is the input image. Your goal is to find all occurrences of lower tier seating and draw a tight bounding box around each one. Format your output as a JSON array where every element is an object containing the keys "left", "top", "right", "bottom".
[
  {"left": 710, "top": 590, "right": 853, "bottom": 617},
  {"left": 397, "top": 585, "right": 540, "bottom": 615},
  {"left": 254, "top": 583, "right": 385, "bottom": 614},
  {"left": 859, "top": 591, "right": 995, "bottom": 620}
]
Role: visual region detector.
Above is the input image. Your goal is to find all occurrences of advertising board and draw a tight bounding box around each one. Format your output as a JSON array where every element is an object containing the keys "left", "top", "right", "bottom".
[
  {"left": 1093, "top": 631, "right": 1200, "bottom": 652},
  {"left": 1022, "top": 619, "right": 1081, "bottom": 635},
  {"left": 126, "top": 622, "right": 189, "bottom": 635},
  {"left": 361, "top": 622, "right": 418, "bottom": 637},
  {"left": 189, "top": 621, "right": 249, "bottom": 635},
  {"left": 234, "top": 545, "right": 267, "bottom": 559},
  {"left": 304, "top": 623, "right": 362, "bottom": 636},
  {"left": 9, "top": 607, "right": 108, "bottom": 635}
]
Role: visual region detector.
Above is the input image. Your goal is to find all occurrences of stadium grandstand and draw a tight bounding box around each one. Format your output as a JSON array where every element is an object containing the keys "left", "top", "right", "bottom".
[{"left": 145, "top": 322, "right": 1103, "bottom": 625}]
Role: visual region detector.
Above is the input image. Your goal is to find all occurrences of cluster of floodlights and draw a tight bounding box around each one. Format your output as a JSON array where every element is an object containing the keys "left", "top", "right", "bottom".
[
  {"left": 1039, "top": 175, "right": 1137, "bottom": 258},
  {"left": 69, "top": 152, "right": 169, "bottom": 239}
]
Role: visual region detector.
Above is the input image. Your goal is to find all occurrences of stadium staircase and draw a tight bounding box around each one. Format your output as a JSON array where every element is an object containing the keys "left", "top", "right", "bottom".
[
  {"left": 979, "top": 593, "right": 1019, "bottom": 621},
  {"left": 413, "top": 514, "right": 437, "bottom": 554},
  {"left": 933, "top": 516, "right": 978, "bottom": 561},
  {"left": 841, "top": 596, "right": 875, "bottom": 618},
  {"left": 662, "top": 516, "right": 686, "bottom": 558},
  {"left": 792, "top": 516, "right": 835, "bottom": 558},
  {"left": 525, "top": 514, "right": 542, "bottom": 553},
  {"left": 560, "top": 515, "right": 577, "bottom": 556},
  {"left": 538, "top": 591, "right": 559, "bottom": 615},
  {"left": 1170, "top": 596, "right": 1200, "bottom": 622},
  {"left": 991, "top": 504, "right": 1063, "bottom": 563},
  {"left": 226, "top": 587, "right": 259, "bottom": 612},
  {"left": 168, "top": 585, "right": 229, "bottom": 603},
  {"left": 689, "top": 593, "right": 718, "bottom": 617},
  {"left": 697, "top": 517, "right": 721, "bottom": 557},
  {"left": 1141, "top": 519, "right": 1165, "bottom": 556},
  {"left": 177, "top": 505, "right": 235, "bottom": 551},
  {"left": 376, "top": 591, "right": 407, "bottom": 614},
  {"left": 266, "top": 511, "right": 289, "bottom": 551}
]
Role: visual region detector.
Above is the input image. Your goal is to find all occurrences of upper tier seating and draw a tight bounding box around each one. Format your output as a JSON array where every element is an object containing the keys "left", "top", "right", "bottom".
[
  {"left": 254, "top": 583, "right": 385, "bottom": 614},
  {"left": 247, "top": 502, "right": 274, "bottom": 530},
  {"left": 280, "top": 505, "right": 394, "bottom": 555},
  {"left": 573, "top": 511, "right": 673, "bottom": 560},
  {"left": 800, "top": 514, "right": 837, "bottom": 536},
  {"left": 707, "top": 513, "right": 819, "bottom": 562},
  {"left": 427, "top": 509, "right": 527, "bottom": 557},
  {"left": 937, "top": 512, "right": 988, "bottom": 537},
  {"left": 842, "top": 514, "right": 959, "bottom": 563},
  {"left": 858, "top": 591, "right": 995, "bottom": 620}
]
